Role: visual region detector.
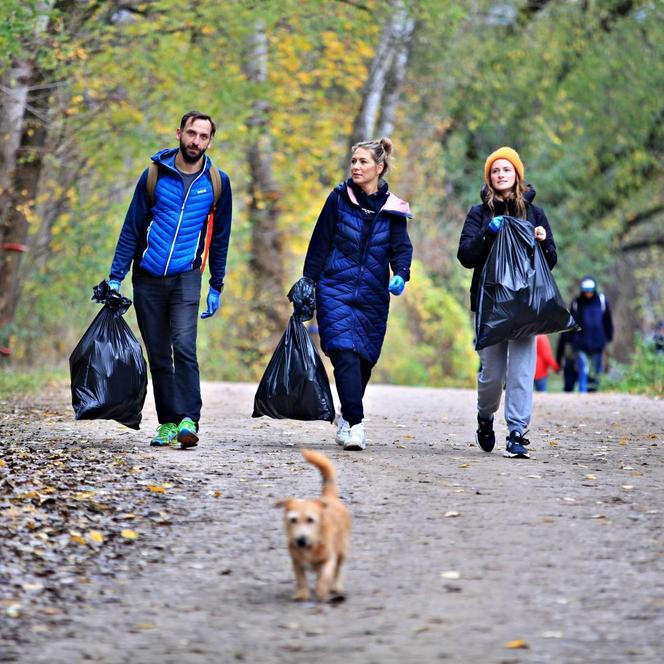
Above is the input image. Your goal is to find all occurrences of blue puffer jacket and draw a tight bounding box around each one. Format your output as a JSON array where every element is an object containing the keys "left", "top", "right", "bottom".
[
  {"left": 315, "top": 182, "right": 412, "bottom": 364},
  {"left": 110, "top": 148, "right": 233, "bottom": 291},
  {"left": 142, "top": 149, "right": 214, "bottom": 275}
]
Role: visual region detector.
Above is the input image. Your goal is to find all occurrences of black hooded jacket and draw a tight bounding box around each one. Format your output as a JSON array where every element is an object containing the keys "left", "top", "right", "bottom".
[{"left": 457, "top": 186, "right": 557, "bottom": 312}]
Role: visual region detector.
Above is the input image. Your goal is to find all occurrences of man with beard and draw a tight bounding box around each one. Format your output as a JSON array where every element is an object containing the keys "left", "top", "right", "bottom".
[{"left": 107, "top": 111, "right": 232, "bottom": 448}]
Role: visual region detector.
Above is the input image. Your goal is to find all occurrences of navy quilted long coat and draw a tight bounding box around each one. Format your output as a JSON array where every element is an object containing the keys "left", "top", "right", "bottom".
[{"left": 304, "top": 181, "right": 412, "bottom": 365}]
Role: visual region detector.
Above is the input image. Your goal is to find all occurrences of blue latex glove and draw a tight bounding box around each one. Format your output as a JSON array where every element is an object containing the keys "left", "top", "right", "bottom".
[
  {"left": 108, "top": 279, "right": 122, "bottom": 292},
  {"left": 487, "top": 215, "right": 504, "bottom": 234},
  {"left": 201, "top": 287, "right": 221, "bottom": 319},
  {"left": 388, "top": 275, "right": 405, "bottom": 296}
]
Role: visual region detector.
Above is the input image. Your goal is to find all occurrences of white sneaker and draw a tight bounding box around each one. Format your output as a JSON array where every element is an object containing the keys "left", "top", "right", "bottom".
[
  {"left": 344, "top": 423, "right": 366, "bottom": 451},
  {"left": 335, "top": 416, "right": 350, "bottom": 446}
]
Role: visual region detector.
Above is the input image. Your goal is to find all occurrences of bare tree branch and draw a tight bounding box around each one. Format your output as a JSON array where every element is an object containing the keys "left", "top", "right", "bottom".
[
  {"left": 624, "top": 204, "right": 664, "bottom": 230},
  {"left": 621, "top": 237, "right": 664, "bottom": 253},
  {"left": 335, "top": 0, "right": 371, "bottom": 12}
]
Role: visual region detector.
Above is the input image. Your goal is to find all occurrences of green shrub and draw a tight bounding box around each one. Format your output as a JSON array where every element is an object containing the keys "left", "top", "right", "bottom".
[
  {"left": 0, "top": 366, "right": 68, "bottom": 401},
  {"left": 604, "top": 337, "right": 664, "bottom": 396},
  {"left": 376, "top": 261, "right": 477, "bottom": 387}
]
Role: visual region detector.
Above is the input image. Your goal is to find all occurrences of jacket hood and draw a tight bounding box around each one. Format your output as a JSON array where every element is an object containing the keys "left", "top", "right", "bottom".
[
  {"left": 480, "top": 183, "right": 536, "bottom": 205},
  {"left": 338, "top": 180, "right": 412, "bottom": 219}
]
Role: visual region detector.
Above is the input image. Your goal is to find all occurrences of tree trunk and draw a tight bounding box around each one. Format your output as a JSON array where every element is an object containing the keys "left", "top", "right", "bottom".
[
  {"left": 243, "top": 20, "right": 288, "bottom": 346},
  {"left": 376, "top": 11, "right": 415, "bottom": 138},
  {"left": 0, "top": 0, "right": 118, "bottom": 334},
  {"left": 0, "top": 60, "right": 50, "bottom": 328},
  {"left": 349, "top": 0, "right": 414, "bottom": 148},
  {"left": 607, "top": 252, "right": 640, "bottom": 364}
]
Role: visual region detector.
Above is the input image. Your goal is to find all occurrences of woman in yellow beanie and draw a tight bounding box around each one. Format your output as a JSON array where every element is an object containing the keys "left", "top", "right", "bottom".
[{"left": 457, "top": 147, "right": 558, "bottom": 459}]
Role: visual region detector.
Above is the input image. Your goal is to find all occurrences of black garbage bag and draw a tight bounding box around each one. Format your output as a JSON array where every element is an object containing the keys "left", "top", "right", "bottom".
[
  {"left": 475, "top": 216, "right": 579, "bottom": 351},
  {"left": 69, "top": 281, "right": 148, "bottom": 429},
  {"left": 287, "top": 277, "right": 316, "bottom": 322},
  {"left": 252, "top": 314, "right": 334, "bottom": 422}
]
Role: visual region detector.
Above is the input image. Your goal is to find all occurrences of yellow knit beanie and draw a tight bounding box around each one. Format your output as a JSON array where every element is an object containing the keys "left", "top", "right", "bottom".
[{"left": 484, "top": 146, "right": 524, "bottom": 182}]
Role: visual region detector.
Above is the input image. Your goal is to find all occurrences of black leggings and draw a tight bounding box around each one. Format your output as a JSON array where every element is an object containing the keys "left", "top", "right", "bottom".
[{"left": 328, "top": 350, "right": 374, "bottom": 426}]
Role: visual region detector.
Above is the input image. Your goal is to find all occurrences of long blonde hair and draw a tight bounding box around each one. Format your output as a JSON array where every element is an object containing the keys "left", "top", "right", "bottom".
[{"left": 484, "top": 173, "right": 527, "bottom": 219}]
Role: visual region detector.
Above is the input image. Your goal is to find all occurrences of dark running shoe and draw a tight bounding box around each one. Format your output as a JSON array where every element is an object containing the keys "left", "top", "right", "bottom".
[
  {"left": 503, "top": 431, "right": 530, "bottom": 459},
  {"left": 475, "top": 415, "right": 495, "bottom": 452}
]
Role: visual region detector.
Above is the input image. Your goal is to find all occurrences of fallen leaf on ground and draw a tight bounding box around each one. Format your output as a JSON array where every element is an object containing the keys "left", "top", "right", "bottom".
[
  {"left": 6, "top": 605, "right": 22, "bottom": 618},
  {"left": 121, "top": 529, "right": 139, "bottom": 540},
  {"left": 134, "top": 622, "right": 156, "bottom": 630},
  {"left": 505, "top": 639, "right": 529, "bottom": 649},
  {"left": 440, "top": 571, "right": 460, "bottom": 579}
]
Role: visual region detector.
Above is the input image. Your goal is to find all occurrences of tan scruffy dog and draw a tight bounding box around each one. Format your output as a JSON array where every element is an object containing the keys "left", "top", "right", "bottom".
[{"left": 275, "top": 448, "right": 351, "bottom": 601}]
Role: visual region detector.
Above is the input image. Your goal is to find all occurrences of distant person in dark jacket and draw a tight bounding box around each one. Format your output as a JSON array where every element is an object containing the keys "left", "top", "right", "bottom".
[
  {"left": 571, "top": 276, "right": 613, "bottom": 392},
  {"left": 653, "top": 320, "right": 664, "bottom": 355},
  {"left": 457, "top": 147, "right": 557, "bottom": 459},
  {"left": 556, "top": 330, "right": 578, "bottom": 392},
  {"left": 108, "top": 111, "right": 233, "bottom": 448},
  {"left": 290, "top": 138, "right": 413, "bottom": 451}
]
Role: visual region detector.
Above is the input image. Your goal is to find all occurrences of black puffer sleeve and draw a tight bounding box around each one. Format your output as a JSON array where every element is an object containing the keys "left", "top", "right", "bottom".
[
  {"left": 457, "top": 204, "right": 496, "bottom": 268},
  {"left": 534, "top": 206, "right": 557, "bottom": 270}
]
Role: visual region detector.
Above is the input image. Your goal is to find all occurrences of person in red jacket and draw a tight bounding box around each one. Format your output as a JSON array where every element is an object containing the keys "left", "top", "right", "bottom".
[{"left": 534, "top": 334, "right": 560, "bottom": 392}]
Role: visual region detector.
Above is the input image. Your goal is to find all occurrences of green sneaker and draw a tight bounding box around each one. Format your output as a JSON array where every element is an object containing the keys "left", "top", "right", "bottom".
[
  {"left": 150, "top": 423, "right": 178, "bottom": 447},
  {"left": 177, "top": 417, "right": 199, "bottom": 449}
]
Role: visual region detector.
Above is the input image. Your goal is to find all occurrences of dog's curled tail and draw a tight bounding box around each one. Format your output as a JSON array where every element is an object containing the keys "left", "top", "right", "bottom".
[{"left": 301, "top": 448, "right": 337, "bottom": 499}]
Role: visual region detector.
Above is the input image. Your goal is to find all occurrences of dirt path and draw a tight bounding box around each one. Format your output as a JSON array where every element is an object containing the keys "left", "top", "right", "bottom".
[{"left": 2, "top": 382, "right": 663, "bottom": 663}]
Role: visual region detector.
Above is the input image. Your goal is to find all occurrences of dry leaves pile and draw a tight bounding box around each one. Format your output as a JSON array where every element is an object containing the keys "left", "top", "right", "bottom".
[{"left": 0, "top": 409, "right": 180, "bottom": 653}]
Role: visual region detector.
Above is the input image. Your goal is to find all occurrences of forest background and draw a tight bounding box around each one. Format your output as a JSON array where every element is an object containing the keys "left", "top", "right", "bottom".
[{"left": 1, "top": 0, "right": 663, "bottom": 392}]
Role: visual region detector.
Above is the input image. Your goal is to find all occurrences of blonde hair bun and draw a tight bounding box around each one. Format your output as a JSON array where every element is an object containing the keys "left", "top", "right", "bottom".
[{"left": 380, "top": 137, "right": 393, "bottom": 157}]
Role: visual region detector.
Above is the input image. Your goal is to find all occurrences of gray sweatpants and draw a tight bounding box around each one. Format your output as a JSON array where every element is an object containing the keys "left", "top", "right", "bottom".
[{"left": 477, "top": 336, "right": 537, "bottom": 435}]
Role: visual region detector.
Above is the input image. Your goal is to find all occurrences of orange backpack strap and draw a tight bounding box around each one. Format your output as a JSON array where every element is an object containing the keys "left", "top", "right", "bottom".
[
  {"left": 200, "top": 165, "right": 223, "bottom": 273},
  {"left": 209, "top": 164, "right": 222, "bottom": 206}
]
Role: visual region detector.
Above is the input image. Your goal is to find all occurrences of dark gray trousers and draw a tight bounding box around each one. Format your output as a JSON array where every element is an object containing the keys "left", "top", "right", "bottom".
[
  {"left": 477, "top": 336, "right": 536, "bottom": 435},
  {"left": 132, "top": 269, "right": 202, "bottom": 426}
]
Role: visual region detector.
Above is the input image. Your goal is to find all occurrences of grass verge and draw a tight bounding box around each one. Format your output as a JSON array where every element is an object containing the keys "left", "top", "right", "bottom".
[{"left": 0, "top": 366, "right": 69, "bottom": 401}]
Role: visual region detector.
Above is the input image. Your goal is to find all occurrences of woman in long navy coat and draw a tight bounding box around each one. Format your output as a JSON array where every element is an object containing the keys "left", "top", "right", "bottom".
[{"left": 293, "top": 138, "right": 413, "bottom": 450}]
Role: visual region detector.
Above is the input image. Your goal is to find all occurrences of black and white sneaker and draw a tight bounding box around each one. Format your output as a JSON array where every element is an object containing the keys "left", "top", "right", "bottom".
[
  {"left": 503, "top": 431, "right": 530, "bottom": 459},
  {"left": 475, "top": 415, "right": 496, "bottom": 452}
]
